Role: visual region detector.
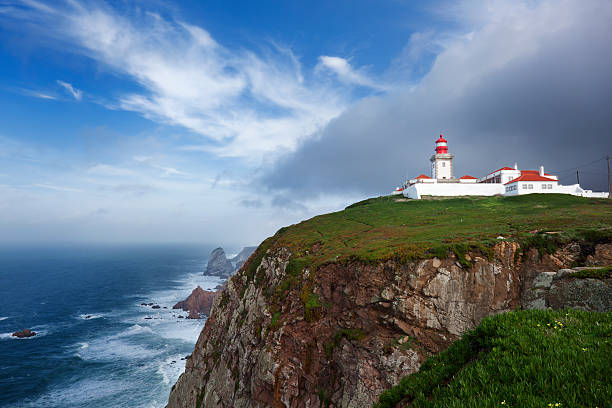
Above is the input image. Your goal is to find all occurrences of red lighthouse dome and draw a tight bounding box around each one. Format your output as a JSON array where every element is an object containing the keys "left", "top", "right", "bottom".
[{"left": 435, "top": 134, "right": 448, "bottom": 154}]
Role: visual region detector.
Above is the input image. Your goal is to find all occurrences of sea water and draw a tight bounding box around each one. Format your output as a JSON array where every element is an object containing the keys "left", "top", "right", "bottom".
[{"left": 0, "top": 244, "right": 222, "bottom": 407}]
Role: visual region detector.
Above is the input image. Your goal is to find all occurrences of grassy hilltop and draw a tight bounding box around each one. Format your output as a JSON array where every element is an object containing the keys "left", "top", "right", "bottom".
[
  {"left": 233, "top": 194, "right": 612, "bottom": 408},
  {"left": 375, "top": 309, "right": 612, "bottom": 408},
  {"left": 258, "top": 194, "right": 612, "bottom": 270}
]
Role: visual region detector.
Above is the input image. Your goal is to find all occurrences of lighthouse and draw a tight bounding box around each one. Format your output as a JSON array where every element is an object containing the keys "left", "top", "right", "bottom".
[{"left": 430, "top": 134, "right": 454, "bottom": 180}]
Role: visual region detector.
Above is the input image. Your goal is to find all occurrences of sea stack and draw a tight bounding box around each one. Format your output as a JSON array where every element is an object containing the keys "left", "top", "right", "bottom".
[
  {"left": 205, "top": 247, "right": 234, "bottom": 278},
  {"left": 173, "top": 286, "right": 218, "bottom": 317},
  {"left": 231, "top": 246, "right": 257, "bottom": 271}
]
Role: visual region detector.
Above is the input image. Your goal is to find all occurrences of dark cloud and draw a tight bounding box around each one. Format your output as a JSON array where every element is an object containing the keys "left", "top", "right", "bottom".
[
  {"left": 263, "top": 1, "right": 612, "bottom": 195},
  {"left": 271, "top": 195, "right": 308, "bottom": 212}
]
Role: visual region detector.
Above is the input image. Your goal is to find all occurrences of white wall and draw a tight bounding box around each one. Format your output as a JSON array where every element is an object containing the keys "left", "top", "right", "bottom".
[{"left": 404, "top": 183, "right": 504, "bottom": 199}]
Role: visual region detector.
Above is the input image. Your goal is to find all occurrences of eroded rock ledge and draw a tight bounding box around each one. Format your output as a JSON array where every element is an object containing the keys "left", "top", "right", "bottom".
[{"left": 167, "top": 242, "right": 611, "bottom": 408}]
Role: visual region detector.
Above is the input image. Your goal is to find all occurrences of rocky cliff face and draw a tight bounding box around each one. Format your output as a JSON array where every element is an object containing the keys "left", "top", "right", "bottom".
[
  {"left": 205, "top": 248, "right": 235, "bottom": 278},
  {"left": 168, "top": 242, "right": 611, "bottom": 408}
]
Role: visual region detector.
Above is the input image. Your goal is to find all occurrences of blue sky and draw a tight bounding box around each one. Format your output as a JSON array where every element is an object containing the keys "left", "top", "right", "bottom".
[{"left": 1, "top": 0, "right": 611, "bottom": 246}]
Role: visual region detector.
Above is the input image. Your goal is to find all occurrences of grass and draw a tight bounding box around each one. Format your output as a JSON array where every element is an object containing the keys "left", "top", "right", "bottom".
[
  {"left": 374, "top": 309, "right": 612, "bottom": 408},
  {"left": 269, "top": 312, "right": 282, "bottom": 330},
  {"left": 269, "top": 194, "right": 612, "bottom": 269},
  {"left": 572, "top": 266, "right": 611, "bottom": 279}
]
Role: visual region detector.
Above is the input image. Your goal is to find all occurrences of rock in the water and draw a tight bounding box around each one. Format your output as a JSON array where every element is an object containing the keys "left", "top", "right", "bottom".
[
  {"left": 12, "top": 329, "right": 36, "bottom": 338},
  {"left": 186, "top": 310, "right": 200, "bottom": 319},
  {"left": 230, "top": 246, "right": 257, "bottom": 271},
  {"left": 173, "top": 286, "right": 219, "bottom": 317},
  {"left": 205, "top": 247, "right": 235, "bottom": 278}
]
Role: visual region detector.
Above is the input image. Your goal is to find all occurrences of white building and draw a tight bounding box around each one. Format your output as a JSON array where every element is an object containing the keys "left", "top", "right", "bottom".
[{"left": 398, "top": 135, "right": 609, "bottom": 199}]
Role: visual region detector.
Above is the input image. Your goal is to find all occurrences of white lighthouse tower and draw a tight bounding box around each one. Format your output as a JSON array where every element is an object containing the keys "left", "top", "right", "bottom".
[{"left": 430, "top": 134, "right": 454, "bottom": 180}]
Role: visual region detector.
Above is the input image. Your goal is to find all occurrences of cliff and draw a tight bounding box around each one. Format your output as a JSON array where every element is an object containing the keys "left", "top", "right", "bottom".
[{"left": 168, "top": 195, "right": 612, "bottom": 408}]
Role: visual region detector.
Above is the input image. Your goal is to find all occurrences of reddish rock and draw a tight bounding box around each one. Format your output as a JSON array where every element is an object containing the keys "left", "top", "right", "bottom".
[
  {"left": 173, "top": 286, "right": 219, "bottom": 318},
  {"left": 12, "top": 329, "right": 36, "bottom": 338}
]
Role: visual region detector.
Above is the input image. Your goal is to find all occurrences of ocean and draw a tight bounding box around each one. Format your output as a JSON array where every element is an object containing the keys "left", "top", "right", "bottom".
[{"left": 0, "top": 244, "right": 223, "bottom": 408}]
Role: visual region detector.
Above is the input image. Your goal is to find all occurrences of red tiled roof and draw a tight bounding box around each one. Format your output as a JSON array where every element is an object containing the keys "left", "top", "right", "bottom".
[
  {"left": 487, "top": 166, "right": 515, "bottom": 175},
  {"left": 459, "top": 175, "right": 477, "bottom": 179},
  {"left": 504, "top": 174, "right": 557, "bottom": 185},
  {"left": 520, "top": 170, "right": 554, "bottom": 176},
  {"left": 415, "top": 174, "right": 432, "bottom": 179}
]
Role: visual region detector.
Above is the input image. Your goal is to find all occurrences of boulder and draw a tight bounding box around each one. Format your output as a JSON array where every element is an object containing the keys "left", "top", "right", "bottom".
[
  {"left": 555, "top": 269, "right": 574, "bottom": 279},
  {"left": 532, "top": 272, "right": 556, "bottom": 289},
  {"left": 12, "top": 329, "right": 36, "bottom": 338}
]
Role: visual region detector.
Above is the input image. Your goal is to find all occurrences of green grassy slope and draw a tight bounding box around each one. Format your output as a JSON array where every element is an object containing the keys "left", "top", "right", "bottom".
[
  {"left": 271, "top": 194, "right": 612, "bottom": 268},
  {"left": 374, "top": 309, "right": 612, "bottom": 408}
]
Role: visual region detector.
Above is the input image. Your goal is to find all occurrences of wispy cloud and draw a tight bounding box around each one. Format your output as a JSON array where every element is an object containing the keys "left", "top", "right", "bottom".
[
  {"left": 87, "top": 164, "right": 136, "bottom": 177},
  {"left": 316, "top": 56, "right": 388, "bottom": 90},
  {"left": 158, "top": 166, "right": 188, "bottom": 177},
  {"left": 34, "top": 183, "right": 83, "bottom": 193},
  {"left": 19, "top": 88, "right": 57, "bottom": 100},
  {"left": 4, "top": 1, "right": 370, "bottom": 159},
  {"left": 57, "top": 80, "right": 83, "bottom": 101}
]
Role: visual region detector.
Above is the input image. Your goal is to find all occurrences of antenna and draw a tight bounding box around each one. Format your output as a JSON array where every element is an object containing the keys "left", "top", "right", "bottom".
[{"left": 606, "top": 155, "right": 612, "bottom": 198}]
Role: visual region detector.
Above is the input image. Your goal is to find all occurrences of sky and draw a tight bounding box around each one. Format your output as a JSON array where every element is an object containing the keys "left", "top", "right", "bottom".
[{"left": 0, "top": 0, "right": 611, "bottom": 247}]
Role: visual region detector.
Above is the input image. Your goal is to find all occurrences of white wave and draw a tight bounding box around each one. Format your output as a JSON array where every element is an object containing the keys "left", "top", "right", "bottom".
[
  {"left": 117, "top": 324, "right": 154, "bottom": 337},
  {"left": 75, "top": 336, "right": 159, "bottom": 361},
  {"left": 77, "top": 313, "right": 104, "bottom": 320},
  {"left": 0, "top": 316, "right": 9, "bottom": 321},
  {"left": 156, "top": 354, "right": 187, "bottom": 385},
  {"left": 18, "top": 378, "right": 127, "bottom": 407},
  {"left": 154, "top": 319, "right": 207, "bottom": 342}
]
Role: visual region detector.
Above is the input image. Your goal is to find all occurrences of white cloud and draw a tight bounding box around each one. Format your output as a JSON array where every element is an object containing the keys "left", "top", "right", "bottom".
[
  {"left": 20, "top": 88, "right": 57, "bottom": 100},
  {"left": 158, "top": 166, "right": 188, "bottom": 177},
  {"left": 57, "top": 80, "right": 83, "bottom": 101},
  {"left": 316, "top": 56, "right": 388, "bottom": 90},
  {"left": 7, "top": 1, "right": 360, "bottom": 159},
  {"left": 87, "top": 164, "right": 136, "bottom": 177},
  {"left": 34, "top": 183, "right": 83, "bottom": 193}
]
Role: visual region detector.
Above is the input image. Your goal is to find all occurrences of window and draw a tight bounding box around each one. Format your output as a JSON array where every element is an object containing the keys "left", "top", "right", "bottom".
[
  {"left": 522, "top": 184, "right": 527, "bottom": 190},
  {"left": 442, "top": 162, "right": 446, "bottom": 167},
  {"left": 542, "top": 184, "right": 546, "bottom": 189},
  {"left": 528, "top": 184, "right": 533, "bottom": 189},
  {"left": 548, "top": 184, "right": 552, "bottom": 189}
]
